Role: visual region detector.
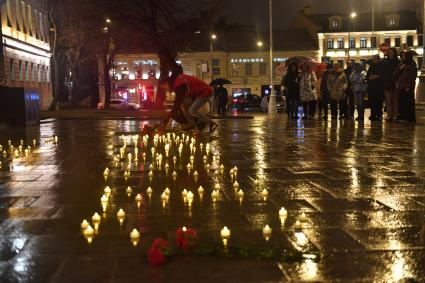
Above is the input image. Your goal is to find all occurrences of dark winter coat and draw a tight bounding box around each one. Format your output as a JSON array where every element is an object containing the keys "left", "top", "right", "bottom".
[
  {"left": 366, "top": 62, "right": 383, "bottom": 93},
  {"left": 283, "top": 71, "right": 300, "bottom": 99},
  {"left": 380, "top": 58, "right": 401, "bottom": 91},
  {"left": 396, "top": 61, "right": 418, "bottom": 91}
]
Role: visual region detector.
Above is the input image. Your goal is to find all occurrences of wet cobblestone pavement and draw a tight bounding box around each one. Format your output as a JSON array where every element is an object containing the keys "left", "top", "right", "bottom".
[{"left": 1, "top": 115, "right": 425, "bottom": 282}]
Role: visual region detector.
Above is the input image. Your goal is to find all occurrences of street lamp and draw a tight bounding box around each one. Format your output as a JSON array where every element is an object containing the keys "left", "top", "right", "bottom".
[
  {"left": 106, "top": 18, "right": 111, "bottom": 24},
  {"left": 257, "top": 41, "right": 263, "bottom": 48},
  {"left": 267, "top": 0, "right": 277, "bottom": 115},
  {"left": 210, "top": 33, "right": 217, "bottom": 80},
  {"left": 347, "top": 11, "right": 357, "bottom": 62}
]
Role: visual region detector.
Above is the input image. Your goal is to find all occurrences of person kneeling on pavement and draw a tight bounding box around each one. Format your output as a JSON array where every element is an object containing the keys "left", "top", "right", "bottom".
[{"left": 160, "top": 72, "right": 218, "bottom": 133}]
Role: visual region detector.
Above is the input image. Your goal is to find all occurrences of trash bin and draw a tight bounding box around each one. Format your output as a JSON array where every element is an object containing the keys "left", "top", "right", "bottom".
[{"left": 0, "top": 87, "right": 40, "bottom": 126}]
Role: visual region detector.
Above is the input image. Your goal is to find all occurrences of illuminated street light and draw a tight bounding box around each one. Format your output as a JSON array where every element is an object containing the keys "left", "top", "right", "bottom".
[
  {"left": 211, "top": 34, "right": 217, "bottom": 40},
  {"left": 257, "top": 41, "right": 263, "bottom": 47},
  {"left": 106, "top": 18, "right": 111, "bottom": 24},
  {"left": 350, "top": 12, "right": 357, "bottom": 18}
]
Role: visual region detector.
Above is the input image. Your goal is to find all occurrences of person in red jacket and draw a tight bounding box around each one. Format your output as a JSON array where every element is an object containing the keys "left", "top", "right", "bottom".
[{"left": 160, "top": 73, "right": 218, "bottom": 133}]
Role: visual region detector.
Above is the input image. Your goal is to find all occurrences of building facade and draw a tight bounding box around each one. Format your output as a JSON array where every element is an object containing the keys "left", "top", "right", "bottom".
[
  {"left": 291, "top": 7, "right": 422, "bottom": 68},
  {"left": 0, "top": 0, "right": 52, "bottom": 109},
  {"left": 100, "top": 28, "right": 318, "bottom": 106}
]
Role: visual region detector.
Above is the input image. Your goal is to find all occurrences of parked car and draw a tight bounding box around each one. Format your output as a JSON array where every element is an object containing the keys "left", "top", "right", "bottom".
[
  {"left": 233, "top": 94, "right": 262, "bottom": 111},
  {"left": 260, "top": 96, "right": 286, "bottom": 113},
  {"left": 110, "top": 99, "right": 140, "bottom": 110}
]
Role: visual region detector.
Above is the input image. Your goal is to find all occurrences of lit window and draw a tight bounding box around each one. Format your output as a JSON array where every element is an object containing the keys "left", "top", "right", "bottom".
[
  {"left": 360, "top": 37, "right": 367, "bottom": 48},
  {"left": 337, "top": 38, "right": 344, "bottom": 49},
  {"left": 389, "top": 18, "right": 396, "bottom": 26},
  {"left": 327, "top": 38, "right": 334, "bottom": 49}
]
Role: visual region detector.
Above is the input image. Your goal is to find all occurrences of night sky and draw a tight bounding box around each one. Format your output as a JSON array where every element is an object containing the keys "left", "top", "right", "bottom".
[{"left": 220, "top": 0, "right": 422, "bottom": 29}]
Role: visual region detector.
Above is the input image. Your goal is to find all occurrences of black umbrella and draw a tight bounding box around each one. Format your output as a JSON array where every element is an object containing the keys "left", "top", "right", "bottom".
[{"left": 210, "top": 78, "right": 232, "bottom": 86}]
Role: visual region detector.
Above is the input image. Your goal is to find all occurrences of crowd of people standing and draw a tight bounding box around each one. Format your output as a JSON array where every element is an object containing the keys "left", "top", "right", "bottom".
[{"left": 282, "top": 48, "right": 419, "bottom": 122}]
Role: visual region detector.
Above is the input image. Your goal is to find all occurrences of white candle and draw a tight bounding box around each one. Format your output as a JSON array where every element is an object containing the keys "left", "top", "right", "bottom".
[
  {"left": 148, "top": 171, "right": 154, "bottom": 178},
  {"left": 237, "top": 189, "right": 244, "bottom": 198},
  {"left": 161, "top": 192, "right": 168, "bottom": 201},
  {"left": 81, "top": 219, "right": 89, "bottom": 230},
  {"left": 220, "top": 226, "right": 231, "bottom": 239},
  {"left": 165, "top": 163, "right": 170, "bottom": 171},
  {"left": 164, "top": 188, "right": 171, "bottom": 195},
  {"left": 187, "top": 191, "right": 194, "bottom": 201},
  {"left": 172, "top": 171, "right": 177, "bottom": 179},
  {"left": 117, "top": 209, "right": 126, "bottom": 220},
  {"left": 130, "top": 228, "right": 140, "bottom": 240},
  {"left": 203, "top": 155, "right": 208, "bottom": 163},
  {"left": 182, "top": 189, "right": 188, "bottom": 197},
  {"left": 261, "top": 189, "right": 269, "bottom": 198},
  {"left": 83, "top": 225, "right": 95, "bottom": 237},
  {"left": 135, "top": 194, "right": 142, "bottom": 202},
  {"left": 146, "top": 187, "right": 153, "bottom": 195},
  {"left": 279, "top": 207, "right": 288, "bottom": 217},
  {"left": 92, "top": 213, "right": 101, "bottom": 224},
  {"left": 126, "top": 187, "right": 133, "bottom": 196},
  {"left": 233, "top": 181, "right": 239, "bottom": 189},
  {"left": 262, "top": 224, "right": 272, "bottom": 241},
  {"left": 214, "top": 183, "right": 221, "bottom": 190},
  {"left": 104, "top": 186, "right": 112, "bottom": 195},
  {"left": 198, "top": 186, "right": 204, "bottom": 193}
]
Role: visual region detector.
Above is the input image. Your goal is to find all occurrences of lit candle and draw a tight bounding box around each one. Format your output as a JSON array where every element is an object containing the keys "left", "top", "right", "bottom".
[
  {"left": 237, "top": 189, "right": 244, "bottom": 198},
  {"left": 211, "top": 190, "right": 219, "bottom": 198},
  {"left": 193, "top": 171, "right": 199, "bottom": 178},
  {"left": 117, "top": 209, "right": 126, "bottom": 225},
  {"left": 203, "top": 155, "right": 208, "bottom": 163},
  {"left": 92, "top": 213, "right": 101, "bottom": 224},
  {"left": 300, "top": 212, "right": 307, "bottom": 222},
  {"left": 149, "top": 164, "right": 154, "bottom": 170},
  {"left": 220, "top": 226, "right": 231, "bottom": 239},
  {"left": 172, "top": 171, "right": 177, "bottom": 179},
  {"left": 130, "top": 228, "right": 141, "bottom": 244},
  {"left": 182, "top": 189, "right": 188, "bottom": 197},
  {"left": 190, "top": 155, "right": 195, "bottom": 164},
  {"left": 135, "top": 194, "right": 142, "bottom": 202},
  {"left": 233, "top": 181, "right": 239, "bottom": 189},
  {"left": 164, "top": 188, "right": 171, "bottom": 195},
  {"left": 104, "top": 186, "right": 112, "bottom": 196},
  {"left": 165, "top": 163, "right": 170, "bottom": 171},
  {"left": 126, "top": 186, "right": 133, "bottom": 196},
  {"left": 33, "top": 139, "right": 36, "bottom": 147},
  {"left": 101, "top": 195, "right": 109, "bottom": 211},
  {"left": 148, "top": 171, "right": 154, "bottom": 178},
  {"left": 173, "top": 156, "right": 177, "bottom": 164},
  {"left": 161, "top": 192, "right": 168, "bottom": 201},
  {"left": 146, "top": 187, "right": 153, "bottom": 195},
  {"left": 187, "top": 191, "right": 194, "bottom": 200},
  {"left": 279, "top": 207, "right": 288, "bottom": 217},
  {"left": 294, "top": 220, "right": 302, "bottom": 229},
  {"left": 198, "top": 186, "right": 204, "bottom": 194},
  {"left": 83, "top": 225, "right": 95, "bottom": 237},
  {"left": 214, "top": 183, "right": 221, "bottom": 190},
  {"left": 103, "top": 168, "right": 110, "bottom": 179},
  {"left": 262, "top": 225, "right": 272, "bottom": 241},
  {"left": 187, "top": 163, "right": 192, "bottom": 172},
  {"left": 80, "top": 219, "right": 90, "bottom": 230},
  {"left": 261, "top": 189, "right": 269, "bottom": 199}
]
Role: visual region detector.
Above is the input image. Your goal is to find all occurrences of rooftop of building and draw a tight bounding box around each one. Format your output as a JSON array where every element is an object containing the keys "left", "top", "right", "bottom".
[{"left": 300, "top": 9, "right": 420, "bottom": 33}]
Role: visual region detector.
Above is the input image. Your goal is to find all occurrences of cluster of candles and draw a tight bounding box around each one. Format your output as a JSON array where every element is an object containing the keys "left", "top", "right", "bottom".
[
  {"left": 0, "top": 137, "right": 53, "bottom": 170},
  {"left": 80, "top": 131, "right": 310, "bottom": 248}
]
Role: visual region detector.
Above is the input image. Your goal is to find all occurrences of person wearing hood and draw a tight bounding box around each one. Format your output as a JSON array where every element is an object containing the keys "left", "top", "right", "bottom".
[
  {"left": 282, "top": 62, "right": 300, "bottom": 119},
  {"left": 327, "top": 63, "right": 348, "bottom": 120},
  {"left": 380, "top": 48, "right": 401, "bottom": 121},
  {"left": 366, "top": 55, "right": 384, "bottom": 121},
  {"left": 396, "top": 51, "right": 418, "bottom": 122},
  {"left": 349, "top": 63, "right": 367, "bottom": 121}
]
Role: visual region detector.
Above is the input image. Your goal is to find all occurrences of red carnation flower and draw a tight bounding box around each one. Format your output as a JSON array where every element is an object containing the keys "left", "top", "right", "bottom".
[
  {"left": 176, "top": 227, "right": 197, "bottom": 251},
  {"left": 148, "top": 238, "right": 171, "bottom": 266},
  {"left": 148, "top": 247, "right": 165, "bottom": 266}
]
